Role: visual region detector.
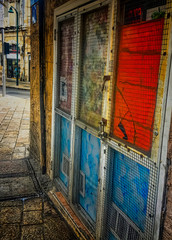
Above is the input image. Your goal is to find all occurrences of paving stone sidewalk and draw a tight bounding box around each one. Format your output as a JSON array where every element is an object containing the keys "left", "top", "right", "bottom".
[
  {"left": 0, "top": 78, "right": 30, "bottom": 91},
  {"left": 0, "top": 95, "right": 30, "bottom": 161},
  {"left": 0, "top": 95, "right": 77, "bottom": 240}
]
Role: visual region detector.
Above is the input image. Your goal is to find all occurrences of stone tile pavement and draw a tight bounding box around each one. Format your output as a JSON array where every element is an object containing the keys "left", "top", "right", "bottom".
[
  {"left": 0, "top": 197, "right": 76, "bottom": 240},
  {"left": 0, "top": 96, "right": 30, "bottom": 160},
  {"left": 0, "top": 78, "right": 30, "bottom": 91},
  {"left": 0, "top": 95, "right": 77, "bottom": 240}
]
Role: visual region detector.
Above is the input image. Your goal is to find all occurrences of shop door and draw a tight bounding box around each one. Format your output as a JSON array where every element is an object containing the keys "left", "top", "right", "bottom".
[
  {"left": 53, "top": 0, "right": 116, "bottom": 231},
  {"left": 106, "top": 2, "right": 165, "bottom": 239},
  {"left": 54, "top": 14, "right": 76, "bottom": 195},
  {"left": 74, "top": 1, "right": 114, "bottom": 226}
]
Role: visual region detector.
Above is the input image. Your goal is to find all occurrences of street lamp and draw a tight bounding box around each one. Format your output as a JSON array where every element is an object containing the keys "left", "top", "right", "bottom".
[{"left": 8, "top": 6, "right": 19, "bottom": 86}]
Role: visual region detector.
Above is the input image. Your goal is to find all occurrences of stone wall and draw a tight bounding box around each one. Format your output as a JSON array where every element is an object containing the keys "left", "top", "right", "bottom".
[
  {"left": 30, "top": 3, "right": 41, "bottom": 163},
  {"left": 44, "top": 0, "right": 69, "bottom": 175},
  {"left": 30, "top": 0, "right": 69, "bottom": 173}
]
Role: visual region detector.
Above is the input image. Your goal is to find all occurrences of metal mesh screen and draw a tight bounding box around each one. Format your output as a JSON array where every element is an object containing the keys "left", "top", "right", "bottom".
[
  {"left": 78, "top": 6, "right": 110, "bottom": 129},
  {"left": 79, "top": 129, "right": 100, "bottom": 222},
  {"left": 57, "top": 18, "right": 75, "bottom": 114},
  {"left": 59, "top": 116, "right": 71, "bottom": 188},
  {"left": 54, "top": 12, "right": 77, "bottom": 201},
  {"left": 112, "top": 151, "right": 150, "bottom": 232},
  {"left": 104, "top": 146, "right": 159, "bottom": 240},
  {"left": 110, "top": 0, "right": 171, "bottom": 155},
  {"left": 52, "top": 0, "right": 172, "bottom": 238}
]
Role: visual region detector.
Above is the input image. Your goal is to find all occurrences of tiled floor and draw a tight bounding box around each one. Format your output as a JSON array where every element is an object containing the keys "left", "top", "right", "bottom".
[{"left": 0, "top": 95, "right": 77, "bottom": 240}]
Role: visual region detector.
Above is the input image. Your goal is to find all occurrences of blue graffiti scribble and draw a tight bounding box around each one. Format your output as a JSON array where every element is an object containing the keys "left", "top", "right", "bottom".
[
  {"left": 59, "top": 117, "right": 71, "bottom": 187},
  {"left": 112, "top": 151, "right": 150, "bottom": 232},
  {"left": 79, "top": 130, "right": 100, "bottom": 222}
]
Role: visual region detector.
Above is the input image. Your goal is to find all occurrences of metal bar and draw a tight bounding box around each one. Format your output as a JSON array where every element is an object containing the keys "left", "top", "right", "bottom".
[
  {"left": 39, "top": 0, "right": 46, "bottom": 174},
  {"left": 96, "top": 141, "right": 108, "bottom": 239},
  {"left": 50, "top": 15, "right": 58, "bottom": 180},
  {"left": 2, "top": 27, "right": 6, "bottom": 97},
  {"left": 16, "top": 10, "right": 18, "bottom": 86},
  {"left": 68, "top": 13, "right": 78, "bottom": 203},
  {"left": 154, "top": 31, "right": 172, "bottom": 240}
]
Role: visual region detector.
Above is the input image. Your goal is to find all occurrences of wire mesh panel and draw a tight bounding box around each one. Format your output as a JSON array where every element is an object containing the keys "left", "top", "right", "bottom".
[
  {"left": 105, "top": 147, "right": 159, "bottom": 240},
  {"left": 54, "top": 12, "right": 77, "bottom": 197},
  {"left": 109, "top": 232, "right": 118, "bottom": 240},
  {"left": 112, "top": 151, "right": 150, "bottom": 231},
  {"left": 79, "top": 129, "right": 101, "bottom": 222},
  {"left": 110, "top": 0, "right": 171, "bottom": 155},
  {"left": 57, "top": 18, "right": 75, "bottom": 114},
  {"left": 59, "top": 116, "right": 71, "bottom": 188},
  {"left": 78, "top": 6, "right": 110, "bottom": 129}
]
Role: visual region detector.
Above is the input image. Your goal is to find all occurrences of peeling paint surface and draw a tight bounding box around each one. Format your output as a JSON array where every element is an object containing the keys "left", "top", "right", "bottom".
[
  {"left": 59, "top": 117, "right": 71, "bottom": 187},
  {"left": 79, "top": 7, "right": 109, "bottom": 128},
  {"left": 112, "top": 151, "right": 150, "bottom": 231},
  {"left": 79, "top": 130, "right": 100, "bottom": 222},
  {"left": 112, "top": 18, "right": 164, "bottom": 153}
]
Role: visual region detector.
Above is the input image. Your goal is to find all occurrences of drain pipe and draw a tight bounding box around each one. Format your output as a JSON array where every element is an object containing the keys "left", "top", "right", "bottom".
[{"left": 39, "top": 0, "right": 46, "bottom": 174}]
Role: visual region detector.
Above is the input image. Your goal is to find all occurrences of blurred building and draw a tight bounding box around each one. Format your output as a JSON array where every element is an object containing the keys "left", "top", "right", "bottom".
[{"left": 0, "top": 0, "right": 31, "bottom": 82}]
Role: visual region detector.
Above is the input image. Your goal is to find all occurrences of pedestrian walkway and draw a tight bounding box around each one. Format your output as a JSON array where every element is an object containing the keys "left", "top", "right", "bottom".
[
  {"left": 0, "top": 95, "right": 77, "bottom": 240},
  {"left": 0, "top": 96, "right": 30, "bottom": 161},
  {"left": 0, "top": 78, "right": 30, "bottom": 91}
]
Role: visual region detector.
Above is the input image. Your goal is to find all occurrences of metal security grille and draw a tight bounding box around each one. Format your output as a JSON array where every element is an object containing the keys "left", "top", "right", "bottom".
[
  {"left": 54, "top": 12, "right": 77, "bottom": 198},
  {"left": 79, "top": 129, "right": 101, "bottom": 223},
  {"left": 62, "top": 153, "right": 70, "bottom": 178},
  {"left": 59, "top": 116, "right": 71, "bottom": 188},
  {"left": 78, "top": 5, "right": 110, "bottom": 129},
  {"left": 57, "top": 17, "right": 75, "bottom": 114},
  {"left": 104, "top": 146, "right": 159, "bottom": 240},
  {"left": 110, "top": 0, "right": 172, "bottom": 155},
  {"left": 79, "top": 170, "right": 86, "bottom": 198}
]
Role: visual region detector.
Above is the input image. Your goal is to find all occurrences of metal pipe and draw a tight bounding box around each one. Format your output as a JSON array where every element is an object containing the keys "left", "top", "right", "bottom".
[
  {"left": 2, "top": 27, "right": 6, "bottom": 96},
  {"left": 16, "top": 10, "right": 19, "bottom": 85},
  {"left": 1, "top": 0, "right": 6, "bottom": 96},
  {"left": 39, "top": 0, "right": 46, "bottom": 174},
  {"left": 23, "top": 34, "right": 25, "bottom": 81}
]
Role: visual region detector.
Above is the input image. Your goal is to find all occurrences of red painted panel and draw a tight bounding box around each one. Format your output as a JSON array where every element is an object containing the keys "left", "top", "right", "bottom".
[
  {"left": 112, "top": 18, "right": 164, "bottom": 153},
  {"left": 59, "top": 18, "right": 74, "bottom": 114}
]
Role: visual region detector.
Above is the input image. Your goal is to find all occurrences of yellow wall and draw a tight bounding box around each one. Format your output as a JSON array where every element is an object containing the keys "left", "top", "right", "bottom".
[
  {"left": 44, "top": 0, "right": 69, "bottom": 175},
  {"left": 30, "top": 3, "right": 42, "bottom": 163}
]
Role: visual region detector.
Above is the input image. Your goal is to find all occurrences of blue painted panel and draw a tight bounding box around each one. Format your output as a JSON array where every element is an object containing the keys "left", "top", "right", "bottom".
[
  {"left": 59, "top": 117, "right": 71, "bottom": 187},
  {"left": 109, "top": 232, "right": 117, "bottom": 240},
  {"left": 79, "top": 130, "right": 100, "bottom": 222},
  {"left": 31, "top": 0, "right": 38, "bottom": 6},
  {"left": 32, "top": 5, "right": 37, "bottom": 24},
  {"left": 112, "top": 151, "right": 150, "bottom": 231}
]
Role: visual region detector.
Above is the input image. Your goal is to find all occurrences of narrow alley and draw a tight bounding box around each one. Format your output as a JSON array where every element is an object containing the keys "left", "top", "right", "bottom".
[{"left": 0, "top": 92, "right": 77, "bottom": 240}]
